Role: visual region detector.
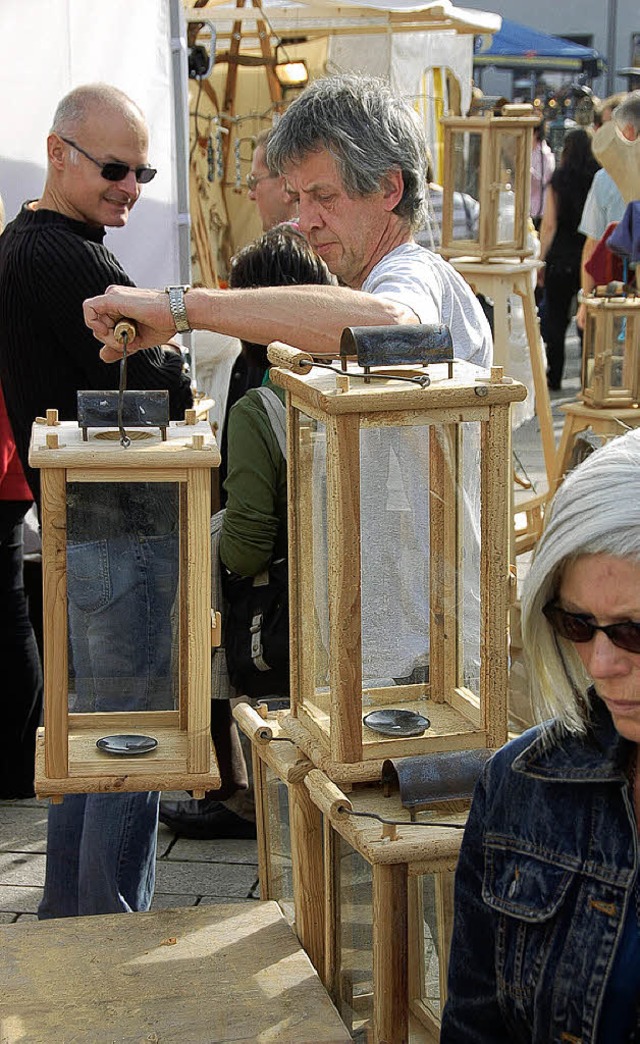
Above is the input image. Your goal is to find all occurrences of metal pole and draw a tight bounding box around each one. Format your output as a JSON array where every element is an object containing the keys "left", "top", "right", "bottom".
[
  {"left": 169, "top": 0, "right": 193, "bottom": 371},
  {"left": 605, "top": 0, "right": 618, "bottom": 95}
]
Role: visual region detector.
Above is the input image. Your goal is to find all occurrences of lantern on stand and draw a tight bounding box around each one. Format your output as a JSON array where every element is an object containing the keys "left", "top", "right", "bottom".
[
  {"left": 439, "top": 104, "right": 539, "bottom": 262},
  {"left": 30, "top": 384, "right": 221, "bottom": 800},
  {"left": 581, "top": 293, "right": 640, "bottom": 407},
  {"left": 267, "top": 332, "right": 526, "bottom": 785}
]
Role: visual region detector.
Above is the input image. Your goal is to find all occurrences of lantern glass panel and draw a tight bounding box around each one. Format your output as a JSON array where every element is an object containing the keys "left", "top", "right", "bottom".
[
  {"left": 306, "top": 415, "right": 331, "bottom": 710},
  {"left": 66, "top": 481, "right": 180, "bottom": 714},
  {"left": 611, "top": 313, "right": 628, "bottom": 388},
  {"left": 494, "top": 131, "right": 517, "bottom": 245},
  {"left": 415, "top": 872, "right": 454, "bottom": 1022},
  {"left": 264, "top": 766, "right": 293, "bottom": 903},
  {"left": 451, "top": 130, "right": 482, "bottom": 245},
  {"left": 358, "top": 422, "right": 481, "bottom": 699},
  {"left": 336, "top": 837, "right": 374, "bottom": 1037}
]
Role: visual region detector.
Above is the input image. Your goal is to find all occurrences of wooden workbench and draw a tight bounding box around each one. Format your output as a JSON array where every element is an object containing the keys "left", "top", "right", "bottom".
[{"left": 0, "top": 901, "right": 351, "bottom": 1043}]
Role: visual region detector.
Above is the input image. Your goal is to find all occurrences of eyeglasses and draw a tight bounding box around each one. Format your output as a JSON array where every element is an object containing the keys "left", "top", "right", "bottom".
[
  {"left": 543, "top": 601, "right": 640, "bottom": 654},
  {"left": 60, "top": 136, "right": 157, "bottom": 184},
  {"left": 246, "top": 172, "right": 274, "bottom": 191}
]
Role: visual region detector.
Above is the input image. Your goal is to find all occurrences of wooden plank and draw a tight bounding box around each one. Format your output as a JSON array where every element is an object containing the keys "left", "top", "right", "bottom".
[
  {"left": 0, "top": 902, "right": 351, "bottom": 1043},
  {"left": 40, "top": 468, "right": 68, "bottom": 780},
  {"left": 481, "top": 407, "right": 510, "bottom": 748},
  {"left": 373, "top": 863, "right": 408, "bottom": 1043},
  {"left": 290, "top": 777, "right": 325, "bottom": 975},
  {"left": 186, "top": 467, "right": 211, "bottom": 773},
  {"left": 29, "top": 419, "right": 219, "bottom": 471},
  {"left": 326, "top": 415, "right": 363, "bottom": 764}
]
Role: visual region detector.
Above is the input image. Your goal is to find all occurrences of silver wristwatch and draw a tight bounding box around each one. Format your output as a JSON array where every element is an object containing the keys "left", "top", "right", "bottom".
[{"left": 165, "top": 285, "right": 191, "bottom": 333}]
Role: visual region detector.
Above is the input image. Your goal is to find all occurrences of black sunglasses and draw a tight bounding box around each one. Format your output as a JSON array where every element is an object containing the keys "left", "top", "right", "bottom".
[
  {"left": 60, "top": 136, "right": 157, "bottom": 184},
  {"left": 543, "top": 601, "right": 640, "bottom": 654}
]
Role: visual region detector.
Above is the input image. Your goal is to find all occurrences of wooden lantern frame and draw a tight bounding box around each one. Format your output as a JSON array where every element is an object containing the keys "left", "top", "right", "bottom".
[
  {"left": 308, "top": 768, "right": 462, "bottom": 1043},
  {"left": 581, "top": 295, "right": 640, "bottom": 408},
  {"left": 30, "top": 409, "right": 222, "bottom": 799},
  {"left": 439, "top": 108, "right": 539, "bottom": 261},
  {"left": 269, "top": 356, "right": 526, "bottom": 785}
]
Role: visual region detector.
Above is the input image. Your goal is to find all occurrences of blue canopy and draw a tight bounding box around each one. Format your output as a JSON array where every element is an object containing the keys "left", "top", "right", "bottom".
[{"left": 474, "top": 18, "right": 603, "bottom": 71}]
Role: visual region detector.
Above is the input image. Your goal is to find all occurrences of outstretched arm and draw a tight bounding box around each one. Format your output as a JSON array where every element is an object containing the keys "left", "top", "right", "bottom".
[{"left": 83, "top": 283, "right": 417, "bottom": 362}]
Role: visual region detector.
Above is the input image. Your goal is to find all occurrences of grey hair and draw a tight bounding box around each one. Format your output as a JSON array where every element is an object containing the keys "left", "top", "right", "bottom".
[
  {"left": 267, "top": 74, "right": 428, "bottom": 230},
  {"left": 613, "top": 90, "right": 640, "bottom": 136},
  {"left": 51, "top": 83, "right": 146, "bottom": 138},
  {"left": 253, "top": 127, "right": 272, "bottom": 151},
  {"left": 521, "top": 428, "right": 640, "bottom": 733},
  {"left": 0, "top": 192, "right": 4, "bottom": 235}
]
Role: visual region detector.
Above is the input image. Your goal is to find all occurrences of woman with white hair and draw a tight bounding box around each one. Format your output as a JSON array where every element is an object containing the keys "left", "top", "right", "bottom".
[{"left": 442, "top": 428, "right": 640, "bottom": 1042}]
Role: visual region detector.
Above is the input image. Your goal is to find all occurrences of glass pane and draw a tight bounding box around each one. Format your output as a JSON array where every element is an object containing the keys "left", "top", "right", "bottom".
[
  {"left": 583, "top": 315, "right": 597, "bottom": 390},
  {"left": 304, "top": 415, "right": 331, "bottom": 709},
  {"left": 495, "top": 130, "right": 516, "bottom": 244},
  {"left": 66, "top": 481, "right": 180, "bottom": 713},
  {"left": 611, "top": 313, "right": 628, "bottom": 390},
  {"left": 264, "top": 766, "right": 293, "bottom": 903},
  {"left": 450, "top": 130, "right": 482, "bottom": 246},
  {"left": 415, "top": 871, "right": 456, "bottom": 1022},
  {"left": 336, "top": 837, "right": 373, "bottom": 1039},
  {"left": 359, "top": 422, "right": 482, "bottom": 713}
]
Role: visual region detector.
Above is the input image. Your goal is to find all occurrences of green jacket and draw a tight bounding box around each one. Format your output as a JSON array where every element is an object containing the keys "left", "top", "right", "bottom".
[{"left": 219, "top": 379, "right": 287, "bottom": 577}]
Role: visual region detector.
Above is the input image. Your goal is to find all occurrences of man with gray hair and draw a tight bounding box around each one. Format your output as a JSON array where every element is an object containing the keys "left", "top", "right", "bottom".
[
  {"left": 0, "top": 82, "right": 191, "bottom": 919},
  {"left": 85, "top": 74, "right": 491, "bottom": 364}
]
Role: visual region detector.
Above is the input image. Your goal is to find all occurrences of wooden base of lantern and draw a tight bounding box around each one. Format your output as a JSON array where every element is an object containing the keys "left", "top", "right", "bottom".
[
  {"left": 553, "top": 401, "right": 640, "bottom": 492},
  {"left": 280, "top": 697, "right": 491, "bottom": 787},
  {"left": 35, "top": 719, "right": 221, "bottom": 800},
  {"left": 450, "top": 259, "right": 555, "bottom": 554},
  {"left": 309, "top": 769, "right": 463, "bottom": 1044}
]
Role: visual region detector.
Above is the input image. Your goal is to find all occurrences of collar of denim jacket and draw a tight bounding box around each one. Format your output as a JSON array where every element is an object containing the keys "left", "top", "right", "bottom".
[{"left": 511, "top": 693, "right": 633, "bottom": 784}]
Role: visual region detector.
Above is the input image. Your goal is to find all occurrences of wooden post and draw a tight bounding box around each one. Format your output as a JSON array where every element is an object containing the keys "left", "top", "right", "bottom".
[
  {"left": 290, "top": 780, "right": 325, "bottom": 974},
  {"left": 41, "top": 469, "right": 69, "bottom": 779},
  {"left": 373, "top": 863, "right": 409, "bottom": 1043}
]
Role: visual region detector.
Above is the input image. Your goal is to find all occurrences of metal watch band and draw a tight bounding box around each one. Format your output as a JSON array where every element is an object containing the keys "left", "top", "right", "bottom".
[{"left": 165, "top": 285, "right": 191, "bottom": 333}]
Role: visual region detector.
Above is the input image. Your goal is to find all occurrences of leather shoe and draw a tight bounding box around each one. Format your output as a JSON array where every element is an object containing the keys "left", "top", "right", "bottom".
[{"left": 159, "top": 795, "right": 257, "bottom": 840}]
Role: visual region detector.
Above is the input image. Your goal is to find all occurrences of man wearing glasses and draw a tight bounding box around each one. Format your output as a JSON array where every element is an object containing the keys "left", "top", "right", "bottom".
[
  {"left": 247, "top": 128, "right": 298, "bottom": 232},
  {"left": 0, "top": 83, "right": 192, "bottom": 920}
]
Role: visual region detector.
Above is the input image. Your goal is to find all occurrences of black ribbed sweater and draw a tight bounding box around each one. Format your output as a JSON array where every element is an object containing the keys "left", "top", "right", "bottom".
[{"left": 0, "top": 205, "right": 192, "bottom": 502}]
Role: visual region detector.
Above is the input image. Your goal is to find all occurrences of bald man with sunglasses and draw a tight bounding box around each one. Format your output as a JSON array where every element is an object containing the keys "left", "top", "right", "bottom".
[{"left": 0, "top": 83, "right": 191, "bottom": 921}]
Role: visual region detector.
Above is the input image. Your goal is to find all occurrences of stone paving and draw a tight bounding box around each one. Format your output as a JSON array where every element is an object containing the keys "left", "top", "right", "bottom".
[{"left": 0, "top": 322, "right": 583, "bottom": 924}]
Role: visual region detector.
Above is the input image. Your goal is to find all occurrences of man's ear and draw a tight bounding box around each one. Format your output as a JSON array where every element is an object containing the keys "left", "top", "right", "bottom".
[
  {"left": 381, "top": 167, "right": 404, "bottom": 212},
  {"left": 47, "top": 133, "right": 66, "bottom": 172}
]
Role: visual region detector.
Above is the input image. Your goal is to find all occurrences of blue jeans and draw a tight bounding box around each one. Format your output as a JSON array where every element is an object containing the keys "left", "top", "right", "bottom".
[
  {"left": 38, "top": 791, "right": 160, "bottom": 918},
  {"left": 38, "top": 526, "right": 178, "bottom": 919}
]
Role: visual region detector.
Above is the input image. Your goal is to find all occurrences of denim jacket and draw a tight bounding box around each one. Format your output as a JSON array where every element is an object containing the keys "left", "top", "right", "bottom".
[{"left": 441, "top": 698, "right": 638, "bottom": 1043}]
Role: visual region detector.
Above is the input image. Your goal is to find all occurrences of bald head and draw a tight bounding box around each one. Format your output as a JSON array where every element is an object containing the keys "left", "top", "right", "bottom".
[{"left": 51, "top": 83, "right": 147, "bottom": 141}]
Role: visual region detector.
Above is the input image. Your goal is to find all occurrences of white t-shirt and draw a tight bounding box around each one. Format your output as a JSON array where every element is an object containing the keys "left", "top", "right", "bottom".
[
  {"left": 313, "top": 241, "right": 488, "bottom": 687},
  {"left": 578, "top": 169, "right": 626, "bottom": 241},
  {"left": 361, "top": 242, "right": 492, "bottom": 367}
]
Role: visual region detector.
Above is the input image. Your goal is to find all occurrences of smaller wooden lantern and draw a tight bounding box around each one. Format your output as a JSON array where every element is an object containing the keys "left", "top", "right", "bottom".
[
  {"left": 306, "top": 768, "right": 462, "bottom": 1044},
  {"left": 269, "top": 344, "right": 526, "bottom": 785},
  {"left": 581, "top": 294, "right": 640, "bottom": 407},
  {"left": 439, "top": 104, "right": 539, "bottom": 261},
  {"left": 30, "top": 407, "right": 222, "bottom": 799}
]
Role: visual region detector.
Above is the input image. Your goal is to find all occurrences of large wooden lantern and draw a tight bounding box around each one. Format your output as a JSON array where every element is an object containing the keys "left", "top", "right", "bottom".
[
  {"left": 581, "top": 294, "right": 640, "bottom": 407},
  {"left": 439, "top": 104, "right": 539, "bottom": 261},
  {"left": 30, "top": 404, "right": 222, "bottom": 800},
  {"left": 268, "top": 340, "right": 526, "bottom": 785}
]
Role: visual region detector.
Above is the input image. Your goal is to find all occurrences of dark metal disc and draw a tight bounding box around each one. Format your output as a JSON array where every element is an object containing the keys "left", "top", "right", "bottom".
[
  {"left": 362, "top": 709, "right": 430, "bottom": 737},
  {"left": 96, "top": 734, "right": 158, "bottom": 756}
]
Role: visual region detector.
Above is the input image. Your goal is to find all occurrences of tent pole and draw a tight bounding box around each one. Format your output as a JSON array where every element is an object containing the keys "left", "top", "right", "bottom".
[{"left": 170, "top": 0, "right": 194, "bottom": 370}]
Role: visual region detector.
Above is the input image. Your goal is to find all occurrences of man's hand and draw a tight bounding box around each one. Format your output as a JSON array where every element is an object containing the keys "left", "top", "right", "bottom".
[{"left": 83, "top": 286, "right": 177, "bottom": 362}]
